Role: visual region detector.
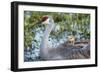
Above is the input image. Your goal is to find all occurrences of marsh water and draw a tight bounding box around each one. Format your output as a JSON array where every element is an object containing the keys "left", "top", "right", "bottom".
[{"left": 24, "top": 27, "right": 88, "bottom": 62}]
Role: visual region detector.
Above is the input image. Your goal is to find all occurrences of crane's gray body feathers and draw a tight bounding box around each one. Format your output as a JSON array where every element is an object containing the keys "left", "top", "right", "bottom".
[{"left": 41, "top": 42, "right": 90, "bottom": 60}]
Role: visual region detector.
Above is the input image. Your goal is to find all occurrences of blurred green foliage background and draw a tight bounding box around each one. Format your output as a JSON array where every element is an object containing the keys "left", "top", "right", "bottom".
[{"left": 24, "top": 11, "right": 90, "bottom": 49}]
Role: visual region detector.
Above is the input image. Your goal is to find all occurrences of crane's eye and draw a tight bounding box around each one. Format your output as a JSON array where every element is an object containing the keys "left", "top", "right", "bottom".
[{"left": 49, "top": 19, "right": 52, "bottom": 23}]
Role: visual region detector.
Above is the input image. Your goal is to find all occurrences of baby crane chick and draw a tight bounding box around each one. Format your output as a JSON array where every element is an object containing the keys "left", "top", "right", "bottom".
[{"left": 68, "top": 35, "right": 76, "bottom": 46}]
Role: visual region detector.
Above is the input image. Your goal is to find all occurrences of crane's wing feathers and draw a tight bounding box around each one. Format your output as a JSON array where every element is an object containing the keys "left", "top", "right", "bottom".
[{"left": 48, "top": 42, "right": 90, "bottom": 60}]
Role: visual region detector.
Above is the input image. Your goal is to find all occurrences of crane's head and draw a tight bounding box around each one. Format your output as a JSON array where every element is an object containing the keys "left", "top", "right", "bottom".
[
  {"left": 41, "top": 16, "right": 54, "bottom": 25},
  {"left": 38, "top": 15, "right": 57, "bottom": 32}
]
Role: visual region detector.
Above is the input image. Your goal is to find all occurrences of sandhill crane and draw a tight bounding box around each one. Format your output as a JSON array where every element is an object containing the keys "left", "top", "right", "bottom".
[{"left": 40, "top": 15, "right": 90, "bottom": 60}]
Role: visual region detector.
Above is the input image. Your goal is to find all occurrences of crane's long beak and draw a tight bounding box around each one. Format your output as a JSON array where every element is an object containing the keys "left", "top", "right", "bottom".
[
  {"left": 36, "top": 20, "right": 42, "bottom": 24},
  {"left": 35, "top": 20, "right": 45, "bottom": 27}
]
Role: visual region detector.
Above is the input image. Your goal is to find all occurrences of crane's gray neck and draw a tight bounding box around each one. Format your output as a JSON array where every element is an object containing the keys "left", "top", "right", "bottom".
[
  {"left": 40, "top": 23, "right": 54, "bottom": 49},
  {"left": 40, "top": 21, "right": 54, "bottom": 58}
]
